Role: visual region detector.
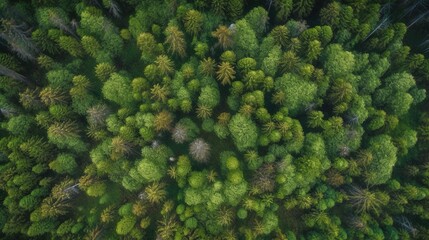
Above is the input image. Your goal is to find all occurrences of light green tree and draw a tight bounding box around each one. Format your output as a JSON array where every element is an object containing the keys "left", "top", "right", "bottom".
[{"left": 228, "top": 114, "right": 258, "bottom": 151}]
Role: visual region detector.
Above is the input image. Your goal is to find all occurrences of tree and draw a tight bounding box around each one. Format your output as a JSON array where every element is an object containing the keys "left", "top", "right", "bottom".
[
  {"left": 6, "top": 115, "right": 33, "bottom": 136},
  {"left": 137, "top": 32, "right": 158, "bottom": 61},
  {"left": 228, "top": 114, "right": 258, "bottom": 151},
  {"left": 157, "top": 215, "right": 178, "bottom": 240},
  {"left": 198, "top": 86, "right": 220, "bottom": 109},
  {"left": 81, "top": 35, "right": 100, "bottom": 57},
  {"left": 49, "top": 154, "right": 77, "bottom": 174},
  {"left": 374, "top": 72, "right": 420, "bottom": 116},
  {"left": 164, "top": 25, "right": 186, "bottom": 57},
  {"left": 189, "top": 138, "right": 211, "bottom": 163},
  {"left": 58, "top": 36, "right": 84, "bottom": 57},
  {"left": 329, "top": 79, "right": 353, "bottom": 104},
  {"left": 27, "top": 220, "right": 57, "bottom": 237},
  {"left": 184, "top": 10, "right": 203, "bottom": 36},
  {"left": 87, "top": 104, "right": 110, "bottom": 128},
  {"left": 0, "top": 19, "right": 38, "bottom": 61},
  {"left": 274, "top": 73, "right": 317, "bottom": 115},
  {"left": 47, "top": 121, "right": 86, "bottom": 152},
  {"left": 144, "top": 182, "right": 167, "bottom": 204},
  {"left": 293, "top": 0, "right": 315, "bottom": 18},
  {"left": 270, "top": 25, "right": 289, "bottom": 48},
  {"left": 251, "top": 163, "right": 276, "bottom": 193},
  {"left": 233, "top": 19, "right": 259, "bottom": 59},
  {"left": 116, "top": 215, "right": 136, "bottom": 235},
  {"left": 279, "top": 51, "right": 299, "bottom": 73},
  {"left": 322, "top": 44, "right": 355, "bottom": 77},
  {"left": 171, "top": 123, "right": 188, "bottom": 143},
  {"left": 307, "top": 40, "right": 322, "bottom": 62},
  {"left": 137, "top": 145, "right": 172, "bottom": 183},
  {"left": 102, "top": 73, "right": 133, "bottom": 106},
  {"left": 19, "top": 195, "right": 39, "bottom": 211},
  {"left": 348, "top": 186, "right": 382, "bottom": 214},
  {"left": 237, "top": 57, "right": 257, "bottom": 74},
  {"left": 273, "top": 0, "right": 294, "bottom": 22},
  {"left": 155, "top": 55, "right": 174, "bottom": 76},
  {"left": 0, "top": 64, "right": 31, "bottom": 85},
  {"left": 307, "top": 111, "right": 324, "bottom": 128},
  {"left": 199, "top": 57, "right": 216, "bottom": 77},
  {"left": 151, "top": 84, "right": 170, "bottom": 102},
  {"left": 216, "top": 62, "right": 236, "bottom": 85},
  {"left": 95, "top": 63, "right": 116, "bottom": 81},
  {"left": 154, "top": 110, "right": 173, "bottom": 132},
  {"left": 244, "top": 7, "right": 269, "bottom": 38},
  {"left": 320, "top": 2, "right": 341, "bottom": 28},
  {"left": 365, "top": 135, "right": 397, "bottom": 185},
  {"left": 212, "top": 25, "right": 234, "bottom": 49},
  {"left": 110, "top": 136, "right": 134, "bottom": 160}
]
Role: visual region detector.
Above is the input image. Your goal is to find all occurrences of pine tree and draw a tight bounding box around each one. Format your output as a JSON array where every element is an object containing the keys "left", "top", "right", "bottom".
[
  {"left": 164, "top": 25, "right": 186, "bottom": 57},
  {"left": 216, "top": 62, "right": 236, "bottom": 85},
  {"left": 151, "top": 84, "right": 170, "bottom": 102},
  {"left": 19, "top": 88, "right": 43, "bottom": 110},
  {"left": 217, "top": 112, "right": 231, "bottom": 125},
  {"left": 329, "top": 79, "right": 353, "bottom": 104},
  {"left": 307, "top": 111, "right": 324, "bottom": 128},
  {"left": 86, "top": 104, "right": 110, "bottom": 127},
  {"left": 154, "top": 110, "right": 173, "bottom": 132},
  {"left": 212, "top": 25, "right": 234, "bottom": 49},
  {"left": 348, "top": 186, "right": 382, "bottom": 214},
  {"left": 196, "top": 105, "right": 212, "bottom": 119},
  {"left": 279, "top": 51, "right": 299, "bottom": 73},
  {"left": 144, "top": 182, "right": 167, "bottom": 204},
  {"left": 157, "top": 215, "right": 178, "bottom": 240},
  {"left": 155, "top": 55, "right": 174, "bottom": 76},
  {"left": 199, "top": 57, "right": 216, "bottom": 77},
  {"left": 184, "top": 10, "right": 203, "bottom": 36}
]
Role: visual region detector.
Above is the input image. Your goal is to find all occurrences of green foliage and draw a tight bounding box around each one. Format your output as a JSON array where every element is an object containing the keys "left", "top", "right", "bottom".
[
  {"left": 366, "top": 135, "right": 398, "bottom": 185},
  {"left": 274, "top": 73, "right": 317, "bottom": 115},
  {"left": 374, "top": 72, "right": 419, "bottom": 116},
  {"left": 184, "top": 10, "right": 204, "bottom": 36},
  {"left": 116, "top": 215, "right": 136, "bottom": 235},
  {"left": 244, "top": 7, "right": 269, "bottom": 38},
  {"left": 198, "top": 86, "right": 220, "bottom": 109},
  {"left": 6, "top": 115, "right": 33, "bottom": 136},
  {"left": 102, "top": 73, "right": 134, "bottom": 106},
  {"left": 137, "top": 145, "right": 172, "bottom": 183},
  {"left": 233, "top": 19, "right": 259, "bottom": 59},
  {"left": 323, "top": 44, "right": 355, "bottom": 77},
  {"left": 19, "top": 195, "right": 39, "bottom": 210},
  {"left": 164, "top": 25, "right": 186, "bottom": 57},
  {"left": 228, "top": 114, "right": 258, "bottom": 151},
  {"left": 58, "top": 36, "right": 84, "bottom": 57},
  {"left": 49, "top": 154, "right": 77, "bottom": 174},
  {"left": 223, "top": 180, "right": 248, "bottom": 206},
  {"left": 27, "top": 219, "right": 57, "bottom": 237},
  {"left": 1, "top": 2, "right": 428, "bottom": 239}
]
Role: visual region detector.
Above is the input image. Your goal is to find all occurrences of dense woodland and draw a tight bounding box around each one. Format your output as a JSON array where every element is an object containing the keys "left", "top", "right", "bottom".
[{"left": 1, "top": 0, "right": 429, "bottom": 239}]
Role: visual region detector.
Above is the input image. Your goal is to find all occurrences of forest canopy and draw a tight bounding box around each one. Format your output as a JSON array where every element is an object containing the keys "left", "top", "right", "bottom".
[{"left": 1, "top": 0, "right": 429, "bottom": 239}]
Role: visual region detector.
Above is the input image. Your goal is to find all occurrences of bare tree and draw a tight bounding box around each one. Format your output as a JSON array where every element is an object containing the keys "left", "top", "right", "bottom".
[
  {"left": 189, "top": 138, "right": 211, "bottom": 163},
  {"left": 48, "top": 11, "right": 78, "bottom": 38},
  {"left": 0, "top": 19, "right": 38, "bottom": 61},
  {"left": 171, "top": 123, "right": 188, "bottom": 143},
  {"left": 363, "top": 15, "right": 391, "bottom": 41},
  {"left": 0, "top": 64, "right": 30, "bottom": 85},
  {"left": 395, "top": 216, "right": 418, "bottom": 237},
  {"left": 108, "top": 0, "right": 122, "bottom": 19}
]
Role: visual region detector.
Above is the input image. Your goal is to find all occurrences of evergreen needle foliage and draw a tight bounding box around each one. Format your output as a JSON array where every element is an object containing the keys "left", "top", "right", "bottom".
[{"left": 0, "top": 0, "right": 429, "bottom": 239}]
